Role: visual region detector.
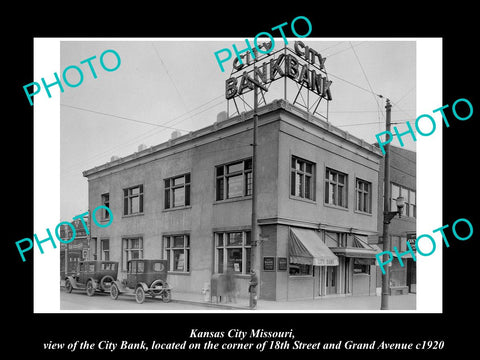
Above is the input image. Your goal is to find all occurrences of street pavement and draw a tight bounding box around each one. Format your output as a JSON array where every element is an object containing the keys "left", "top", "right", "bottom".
[{"left": 60, "top": 284, "right": 416, "bottom": 311}]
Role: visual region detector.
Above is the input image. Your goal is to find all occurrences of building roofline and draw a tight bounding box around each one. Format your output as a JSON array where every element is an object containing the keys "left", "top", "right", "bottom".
[{"left": 83, "top": 100, "right": 383, "bottom": 178}]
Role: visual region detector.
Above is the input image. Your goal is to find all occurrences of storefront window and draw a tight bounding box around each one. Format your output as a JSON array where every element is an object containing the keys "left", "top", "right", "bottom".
[
  {"left": 215, "top": 231, "right": 251, "bottom": 274},
  {"left": 289, "top": 263, "right": 312, "bottom": 276}
]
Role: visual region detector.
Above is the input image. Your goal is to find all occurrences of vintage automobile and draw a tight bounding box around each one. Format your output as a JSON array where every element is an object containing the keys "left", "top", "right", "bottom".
[
  {"left": 110, "top": 259, "right": 171, "bottom": 304},
  {"left": 64, "top": 260, "right": 118, "bottom": 296}
]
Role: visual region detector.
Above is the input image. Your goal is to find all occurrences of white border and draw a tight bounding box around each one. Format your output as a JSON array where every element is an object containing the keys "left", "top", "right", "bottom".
[{"left": 33, "top": 37, "right": 442, "bottom": 313}]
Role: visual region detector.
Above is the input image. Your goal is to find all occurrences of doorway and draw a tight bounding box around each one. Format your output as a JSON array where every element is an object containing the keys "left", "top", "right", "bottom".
[{"left": 326, "top": 266, "right": 337, "bottom": 295}]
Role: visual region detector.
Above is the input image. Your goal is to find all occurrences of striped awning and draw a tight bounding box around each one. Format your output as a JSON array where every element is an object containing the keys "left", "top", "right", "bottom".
[
  {"left": 289, "top": 228, "right": 339, "bottom": 266},
  {"left": 330, "top": 235, "right": 382, "bottom": 259}
]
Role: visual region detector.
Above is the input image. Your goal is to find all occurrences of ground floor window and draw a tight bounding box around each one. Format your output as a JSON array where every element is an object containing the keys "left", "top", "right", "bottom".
[
  {"left": 163, "top": 234, "right": 190, "bottom": 272},
  {"left": 215, "top": 230, "right": 251, "bottom": 274},
  {"left": 122, "top": 237, "right": 143, "bottom": 270},
  {"left": 289, "top": 263, "right": 312, "bottom": 276},
  {"left": 100, "top": 239, "right": 110, "bottom": 261}
]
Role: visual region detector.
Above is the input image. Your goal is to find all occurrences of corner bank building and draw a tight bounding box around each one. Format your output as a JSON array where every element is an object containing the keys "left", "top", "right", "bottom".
[{"left": 83, "top": 98, "right": 384, "bottom": 301}]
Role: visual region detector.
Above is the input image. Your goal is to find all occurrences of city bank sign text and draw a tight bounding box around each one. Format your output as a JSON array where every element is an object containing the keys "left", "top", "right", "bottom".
[{"left": 224, "top": 40, "right": 332, "bottom": 102}]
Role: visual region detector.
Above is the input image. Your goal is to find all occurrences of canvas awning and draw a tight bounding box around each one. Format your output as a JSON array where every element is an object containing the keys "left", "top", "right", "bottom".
[
  {"left": 330, "top": 235, "right": 381, "bottom": 259},
  {"left": 289, "top": 228, "right": 339, "bottom": 266}
]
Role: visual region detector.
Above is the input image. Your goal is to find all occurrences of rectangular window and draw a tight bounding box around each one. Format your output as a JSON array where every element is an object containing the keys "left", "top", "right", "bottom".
[
  {"left": 122, "top": 237, "right": 143, "bottom": 271},
  {"left": 355, "top": 178, "right": 372, "bottom": 213},
  {"left": 91, "top": 237, "right": 97, "bottom": 260},
  {"left": 165, "top": 173, "right": 191, "bottom": 209},
  {"left": 290, "top": 156, "right": 315, "bottom": 200},
  {"left": 289, "top": 263, "right": 312, "bottom": 276},
  {"left": 216, "top": 159, "right": 252, "bottom": 201},
  {"left": 123, "top": 185, "right": 144, "bottom": 215},
  {"left": 325, "top": 168, "right": 347, "bottom": 207},
  {"left": 100, "top": 239, "right": 109, "bottom": 261},
  {"left": 163, "top": 234, "right": 190, "bottom": 272},
  {"left": 101, "top": 193, "right": 110, "bottom": 220},
  {"left": 215, "top": 231, "right": 251, "bottom": 274}
]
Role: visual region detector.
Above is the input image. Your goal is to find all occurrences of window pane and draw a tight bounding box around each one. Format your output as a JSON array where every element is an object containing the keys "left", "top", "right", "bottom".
[
  {"left": 216, "top": 178, "right": 224, "bottom": 200},
  {"left": 410, "top": 190, "right": 416, "bottom": 205},
  {"left": 185, "top": 184, "right": 190, "bottom": 206},
  {"left": 165, "top": 189, "right": 170, "bottom": 209},
  {"left": 164, "top": 179, "right": 170, "bottom": 188},
  {"left": 217, "top": 249, "right": 224, "bottom": 273},
  {"left": 296, "top": 173, "right": 303, "bottom": 197},
  {"left": 217, "top": 233, "right": 224, "bottom": 247},
  {"left": 227, "top": 162, "right": 243, "bottom": 173},
  {"left": 173, "top": 235, "right": 184, "bottom": 248},
  {"left": 291, "top": 171, "right": 296, "bottom": 196},
  {"left": 174, "top": 250, "right": 185, "bottom": 271},
  {"left": 245, "top": 231, "right": 252, "bottom": 245},
  {"left": 173, "top": 187, "right": 185, "bottom": 207},
  {"left": 245, "top": 172, "right": 252, "bottom": 196},
  {"left": 244, "top": 158, "right": 252, "bottom": 170},
  {"left": 305, "top": 175, "right": 311, "bottom": 199},
  {"left": 216, "top": 165, "right": 224, "bottom": 177},
  {"left": 227, "top": 174, "right": 243, "bottom": 198},
  {"left": 131, "top": 187, "right": 139, "bottom": 195},
  {"left": 227, "top": 248, "right": 242, "bottom": 273},
  {"left": 305, "top": 163, "right": 313, "bottom": 174},
  {"left": 131, "top": 196, "right": 139, "bottom": 213},
  {"left": 173, "top": 176, "right": 185, "bottom": 186},
  {"left": 338, "top": 184, "right": 344, "bottom": 206},
  {"left": 227, "top": 232, "right": 243, "bottom": 246}
]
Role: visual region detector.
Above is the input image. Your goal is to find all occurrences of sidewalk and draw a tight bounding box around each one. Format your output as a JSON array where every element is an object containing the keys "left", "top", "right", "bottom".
[{"left": 171, "top": 290, "right": 416, "bottom": 311}]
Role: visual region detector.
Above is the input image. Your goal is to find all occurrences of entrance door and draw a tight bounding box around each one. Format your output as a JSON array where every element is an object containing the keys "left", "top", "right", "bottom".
[{"left": 326, "top": 266, "right": 337, "bottom": 295}]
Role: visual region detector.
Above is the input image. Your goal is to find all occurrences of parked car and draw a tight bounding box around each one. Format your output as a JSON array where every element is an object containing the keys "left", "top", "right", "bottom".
[
  {"left": 110, "top": 259, "right": 171, "bottom": 304},
  {"left": 64, "top": 260, "right": 118, "bottom": 296}
]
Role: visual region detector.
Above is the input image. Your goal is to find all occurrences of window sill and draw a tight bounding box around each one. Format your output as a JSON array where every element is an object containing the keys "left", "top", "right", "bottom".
[
  {"left": 214, "top": 196, "right": 252, "bottom": 205},
  {"left": 163, "top": 205, "right": 192, "bottom": 213},
  {"left": 354, "top": 210, "right": 373, "bottom": 216},
  {"left": 289, "top": 195, "right": 316, "bottom": 204},
  {"left": 323, "top": 203, "right": 349, "bottom": 212},
  {"left": 122, "top": 213, "right": 144, "bottom": 219}
]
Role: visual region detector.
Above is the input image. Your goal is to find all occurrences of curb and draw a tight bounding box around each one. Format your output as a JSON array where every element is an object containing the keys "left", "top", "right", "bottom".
[{"left": 170, "top": 298, "right": 251, "bottom": 310}]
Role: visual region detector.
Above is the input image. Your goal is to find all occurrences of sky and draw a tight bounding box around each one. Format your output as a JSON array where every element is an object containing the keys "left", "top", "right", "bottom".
[{"left": 60, "top": 38, "right": 417, "bottom": 220}]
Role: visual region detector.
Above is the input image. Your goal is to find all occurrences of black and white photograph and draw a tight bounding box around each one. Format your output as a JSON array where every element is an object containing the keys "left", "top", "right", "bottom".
[{"left": 8, "top": 7, "right": 478, "bottom": 357}]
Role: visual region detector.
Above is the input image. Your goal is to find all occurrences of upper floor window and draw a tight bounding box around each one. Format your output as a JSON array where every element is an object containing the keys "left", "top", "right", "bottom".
[
  {"left": 356, "top": 178, "right": 372, "bottom": 214},
  {"left": 123, "top": 185, "right": 143, "bottom": 215},
  {"left": 290, "top": 156, "right": 315, "bottom": 200},
  {"left": 325, "top": 168, "right": 348, "bottom": 208},
  {"left": 165, "top": 173, "right": 191, "bottom": 209},
  {"left": 101, "top": 193, "right": 110, "bottom": 220},
  {"left": 216, "top": 158, "right": 252, "bottom": 201}
]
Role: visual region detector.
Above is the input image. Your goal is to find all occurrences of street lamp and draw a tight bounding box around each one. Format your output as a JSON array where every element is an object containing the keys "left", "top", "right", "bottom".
[{"left": 384, "top": 196, "right": 405, "bottom": 224}]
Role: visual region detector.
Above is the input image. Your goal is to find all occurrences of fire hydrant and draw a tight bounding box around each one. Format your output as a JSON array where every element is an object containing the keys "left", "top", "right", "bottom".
[{"left": 201, "top": 282, "right": 210, "bottom": 302}]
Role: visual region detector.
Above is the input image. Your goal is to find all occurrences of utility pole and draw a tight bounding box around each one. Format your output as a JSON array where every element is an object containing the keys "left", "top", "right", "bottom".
[
  {"left": 250, "top": 80, "right": 267, "bottom": 309},
  {"left": 381, "top": 99, "right": 392, "bottom": 310}
]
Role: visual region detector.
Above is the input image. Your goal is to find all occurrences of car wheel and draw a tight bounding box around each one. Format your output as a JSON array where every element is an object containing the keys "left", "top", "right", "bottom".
[
  {"left": 86, "top": 280, "right": 95, "bottom": 296},
  {"left": 110, "top": 283, "right": 119, "bottom": 300},
  {"left": 162, "top": 289, "right": 172, "bottom": 303},
  {"left": 100, "top": 275, "right": 114, "bottom": 292},
  {"left": 135, "top": 286, "right": 145, "bottom": 304},
  {"left": 150, "top": 279, "right": 165, "bottom": 298},
  {"left": 65, "top": 279, "right": 73, "bottom": 293}
]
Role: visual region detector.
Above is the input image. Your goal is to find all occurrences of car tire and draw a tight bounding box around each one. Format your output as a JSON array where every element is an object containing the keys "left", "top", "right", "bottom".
[
  {"left": 135, "top": 286, "right": 145, "bottom": 304},
  {"left": 100, "top": 275, "right": 114, "bottom": 292},
  {"left": 86, "top": 280, "right": 95, "bottom": 296},
  {"left": 110, "top": 283, "right": 119, "bottom": 300},
  {"left": 162, "top": 289, "right": 172, "bottom": 303},
  {"left": 65, "top": 279, "right": 73, "bottom": 293}
]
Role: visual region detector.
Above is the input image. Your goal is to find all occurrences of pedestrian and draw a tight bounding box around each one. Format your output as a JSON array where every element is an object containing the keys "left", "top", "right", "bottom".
[
  {"left": 224, "top": 265, "right": 237, "bottom": 303},
  {"left": 248, "top": 269, "right": 258, "bottom": 309}
]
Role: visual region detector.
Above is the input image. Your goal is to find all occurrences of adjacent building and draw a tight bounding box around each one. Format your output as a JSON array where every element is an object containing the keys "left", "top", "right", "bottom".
[
  {"left": 82, "top": 99, "right": 385, "bottom": 301},
  {"left": 59, "top": 215, "right": 89, "bottom": 278},
  {"left": 370, "top": 144, "right": 416, "bottom": 295}
]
